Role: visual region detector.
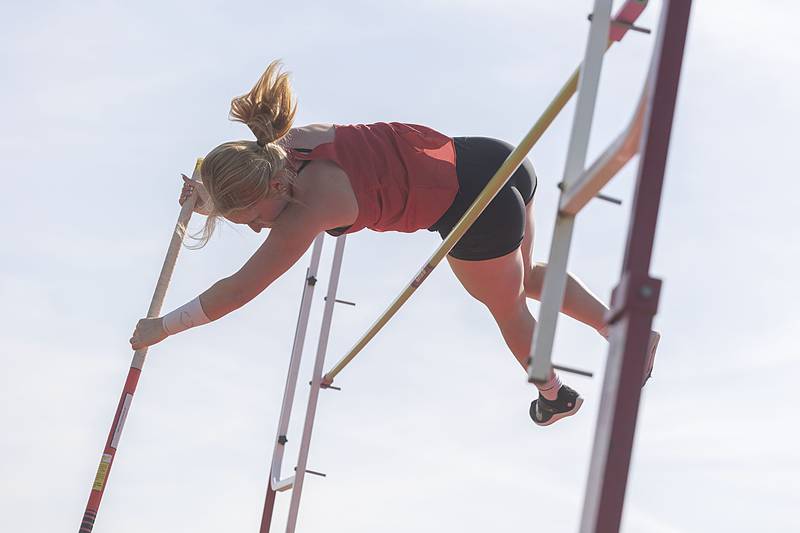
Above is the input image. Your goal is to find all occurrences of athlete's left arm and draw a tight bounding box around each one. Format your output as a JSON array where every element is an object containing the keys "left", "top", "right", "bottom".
[{"left": 277, "top": 123, "right": 335, "bottom": 149}]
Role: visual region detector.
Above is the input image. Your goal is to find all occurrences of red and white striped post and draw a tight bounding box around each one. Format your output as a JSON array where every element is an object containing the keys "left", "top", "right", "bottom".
[{"left": 580, "top": 1, "right": 693, "bottom": 531}]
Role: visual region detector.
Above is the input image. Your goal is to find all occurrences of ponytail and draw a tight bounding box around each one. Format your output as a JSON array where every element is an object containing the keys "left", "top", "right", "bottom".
[
  {"left": 184, "top": 60, "right": 300, "bottom": 250},
  {"left": 229, "top": 59, "right": 297, "bottom": 146}
]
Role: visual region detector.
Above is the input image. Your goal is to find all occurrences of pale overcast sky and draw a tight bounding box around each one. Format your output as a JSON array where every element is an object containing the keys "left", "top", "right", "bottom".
[{"left": 2, "top": 1, "right": 798, "bottom": 532}]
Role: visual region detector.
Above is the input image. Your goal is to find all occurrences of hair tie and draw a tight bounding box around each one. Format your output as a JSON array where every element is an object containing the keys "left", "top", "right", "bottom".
[{"left": 256, "top": 139, "right": 266, "bottom": 148}]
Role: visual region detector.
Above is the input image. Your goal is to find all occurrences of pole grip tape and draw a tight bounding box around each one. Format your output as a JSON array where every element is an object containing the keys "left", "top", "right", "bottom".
[{"left": 79, "top": 509, "right": 97, "bottom": 533}]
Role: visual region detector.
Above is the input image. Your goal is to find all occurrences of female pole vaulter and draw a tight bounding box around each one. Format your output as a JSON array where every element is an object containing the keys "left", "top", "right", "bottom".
[{"left": 130, "top": 61, "right": 659, "bottom": 426}]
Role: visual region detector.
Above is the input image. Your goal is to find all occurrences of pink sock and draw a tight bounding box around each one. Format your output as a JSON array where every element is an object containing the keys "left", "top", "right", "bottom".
[{"left": 536, "top": 371, "right": 562, "bottom": 401}]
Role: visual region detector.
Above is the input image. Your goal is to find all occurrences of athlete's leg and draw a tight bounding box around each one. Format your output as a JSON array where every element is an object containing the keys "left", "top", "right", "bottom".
[
  {"left": 447, "top": 248, "right": 563, "bottom": 399},
  {"left": 520, "top": 201, "right": 660, "bottom": 385},
  {"left": 520, "top": 200, "right": 610, "bottom": 336},
  {"left": 447, "top": 249, "right": 533, "bottom": 370}
]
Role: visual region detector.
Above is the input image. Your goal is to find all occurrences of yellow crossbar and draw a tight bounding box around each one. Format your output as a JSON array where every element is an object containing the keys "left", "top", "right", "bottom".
[{"left": 322, "top": 41, "right": 619, "bottom": 386}]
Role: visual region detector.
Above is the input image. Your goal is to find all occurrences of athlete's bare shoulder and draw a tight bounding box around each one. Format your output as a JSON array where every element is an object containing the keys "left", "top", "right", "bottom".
[
  {"left": 279, "top": 123, "right": 336, "bottom": 150},
  {"left": 276, "top": 123, "right": 357, "bottom": 229},
  {"left": 293, "top": 159, "right": 358, "bottom": 230}
]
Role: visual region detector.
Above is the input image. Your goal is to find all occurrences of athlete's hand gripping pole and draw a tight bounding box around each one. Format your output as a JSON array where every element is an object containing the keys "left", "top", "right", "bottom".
[
  {"left": 78, "top": 158, "right": 203, "bottom": 533},
  {"left": 321, "top": 0, "right": 649, "bottom": 387}
]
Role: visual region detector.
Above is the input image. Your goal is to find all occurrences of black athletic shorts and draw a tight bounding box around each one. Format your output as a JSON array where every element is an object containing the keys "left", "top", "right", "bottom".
[{"left": 428, "top": 136, "right": 537, "bottom": 261}]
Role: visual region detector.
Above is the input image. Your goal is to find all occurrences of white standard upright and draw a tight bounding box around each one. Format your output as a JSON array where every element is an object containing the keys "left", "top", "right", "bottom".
[
  {"left": 529, "top": 0, "right": 614, "bottom": 383},
  {"left": 259, "top": 234, "right": 351, "bottom": 533}
]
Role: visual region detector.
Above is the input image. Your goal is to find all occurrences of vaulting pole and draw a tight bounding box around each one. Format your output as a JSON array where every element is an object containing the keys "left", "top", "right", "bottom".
[{"left": 78, "top": 159, "right": 203, "bottom": 533}]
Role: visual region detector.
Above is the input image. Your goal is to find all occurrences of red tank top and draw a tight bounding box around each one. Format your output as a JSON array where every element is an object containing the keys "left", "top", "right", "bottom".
[{"left": 288, "top": 122, "right": 459, "bottom": 235}]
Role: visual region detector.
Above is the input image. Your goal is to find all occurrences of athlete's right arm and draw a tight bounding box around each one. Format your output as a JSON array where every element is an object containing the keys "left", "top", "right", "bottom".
[{"left": 196, "top": 206, "right": 325, "bottom": 320}]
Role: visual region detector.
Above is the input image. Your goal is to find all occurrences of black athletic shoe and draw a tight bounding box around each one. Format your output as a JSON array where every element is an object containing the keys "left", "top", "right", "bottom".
[{"left": 529, "top": 385, "right": 583, "bottom": 427}]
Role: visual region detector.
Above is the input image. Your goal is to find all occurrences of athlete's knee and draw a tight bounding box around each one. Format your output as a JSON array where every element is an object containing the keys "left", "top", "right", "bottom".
[{"left": 481, "top": 290, "right": 528, "bottom": 322}]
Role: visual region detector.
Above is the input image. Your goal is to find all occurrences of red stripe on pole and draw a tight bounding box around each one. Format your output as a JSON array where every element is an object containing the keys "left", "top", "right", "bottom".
[{"left": 80, "top": 367, "right": 142, "bottom": 532}]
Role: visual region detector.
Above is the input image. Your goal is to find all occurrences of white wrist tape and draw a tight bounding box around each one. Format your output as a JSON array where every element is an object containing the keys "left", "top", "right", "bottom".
[{"left": 161, "top": 297, "right": 211, "bottom": 335}]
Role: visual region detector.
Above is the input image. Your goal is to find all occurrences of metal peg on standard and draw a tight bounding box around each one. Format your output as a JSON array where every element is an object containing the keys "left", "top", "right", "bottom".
[
  {"left": 553, "top": 363, "right": 594, "bottom": 379},
  {"left": 557, "top": 182, "right": 622, "bottom": 206},
  {"left": 324, "top": 296, "right": 356, "bottom": 306},
  {"left": 314, "top": 378, "right": 341, "bottom": 391},
  {"left": 295, "top": 467, "right": 327, "bottom": 478},
  {"left": 596, "top": 192, "right": 623, "bottom": 205},
  {"left": 587, "top": 13, "right": 651, "bottom": 34}
]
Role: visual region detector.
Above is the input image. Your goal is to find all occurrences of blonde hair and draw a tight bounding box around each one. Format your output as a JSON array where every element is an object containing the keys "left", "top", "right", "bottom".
[{"left": 183, "top": 59, "right": 298, "bottom": 249}]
